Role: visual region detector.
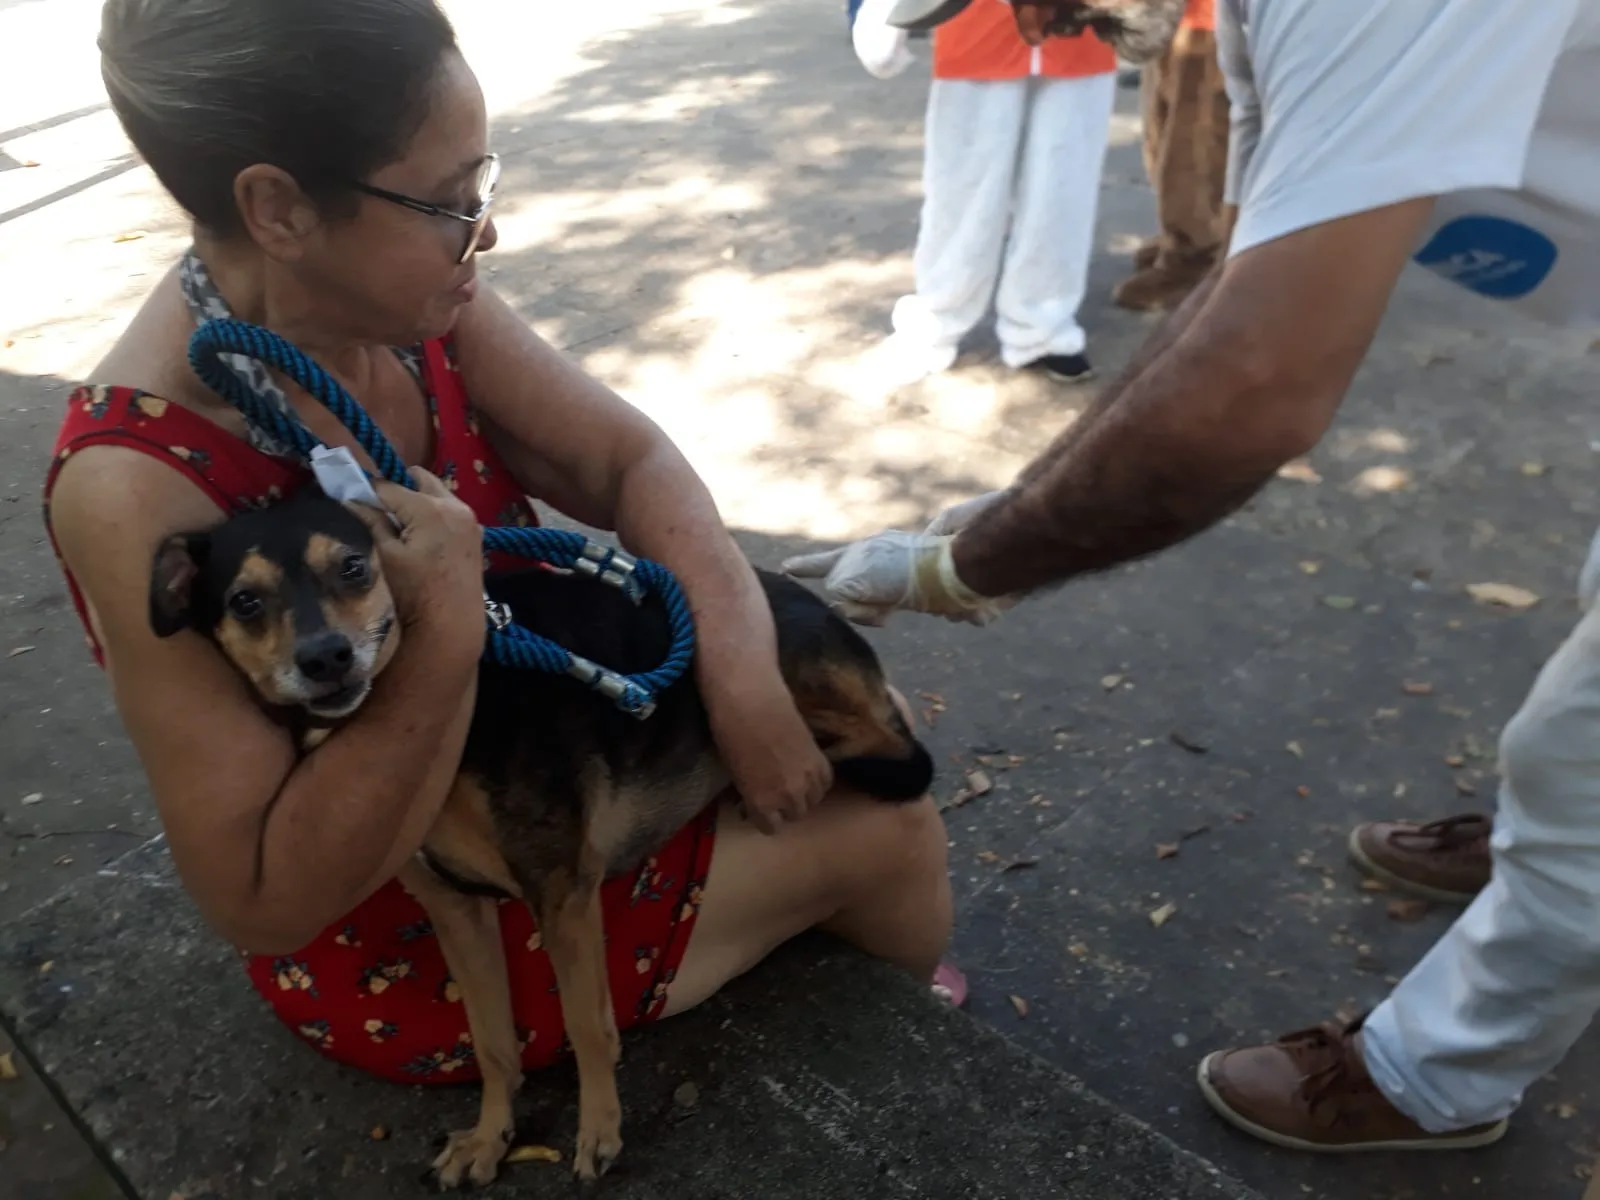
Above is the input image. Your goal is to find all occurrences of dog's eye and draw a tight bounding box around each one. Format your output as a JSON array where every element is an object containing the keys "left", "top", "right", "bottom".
[
  {"left": 227, "top": 590, "right": 263, "bottom": 620},
  {"left": 339, "top": 554, "right": 370, "bottom": 584}
]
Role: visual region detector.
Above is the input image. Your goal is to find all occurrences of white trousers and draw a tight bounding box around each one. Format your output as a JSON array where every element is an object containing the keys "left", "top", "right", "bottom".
[
  {"left": 892, "top": 73, "right": 1114, "bottom": 368},
  {"left": 1364, "top": 526, "right": 1600, "bottom": 1131}
]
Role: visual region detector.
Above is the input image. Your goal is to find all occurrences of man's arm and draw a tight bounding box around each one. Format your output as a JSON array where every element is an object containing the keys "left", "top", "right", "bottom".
[
  {"left": 952, "top": 198, "right": 1435, "bottom": 597},
  {"left": 1015, "top": 256, "right": 1225, "bottom": 490}
]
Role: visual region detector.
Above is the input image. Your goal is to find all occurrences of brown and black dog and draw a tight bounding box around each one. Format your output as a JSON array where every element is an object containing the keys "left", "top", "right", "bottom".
[{"left": 148, "top": 490, "right": 933, "bottom": 1187}]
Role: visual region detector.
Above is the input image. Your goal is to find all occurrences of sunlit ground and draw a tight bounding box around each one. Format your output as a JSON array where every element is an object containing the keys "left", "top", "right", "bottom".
[
  {"left": 2, "top": 0, "right": 1593, "bottom": 549},
  {"left": 0, "top": 0, "right": 1150, "bottom": 540}
]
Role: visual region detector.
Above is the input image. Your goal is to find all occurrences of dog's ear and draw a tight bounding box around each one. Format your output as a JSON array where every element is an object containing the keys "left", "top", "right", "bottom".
[{"left": 148, "top": 533, "right": 209, "bottom": 638}]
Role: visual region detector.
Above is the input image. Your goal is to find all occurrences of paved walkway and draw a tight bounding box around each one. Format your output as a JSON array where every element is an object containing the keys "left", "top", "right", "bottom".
[{"left": 2, "top": 2, "right": 1597, "bottom": 1197}]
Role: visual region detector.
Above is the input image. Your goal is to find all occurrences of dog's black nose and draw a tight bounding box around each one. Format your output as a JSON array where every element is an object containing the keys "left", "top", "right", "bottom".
[{"left": 295, "top": 631, "right": 354, "bottom": 683}]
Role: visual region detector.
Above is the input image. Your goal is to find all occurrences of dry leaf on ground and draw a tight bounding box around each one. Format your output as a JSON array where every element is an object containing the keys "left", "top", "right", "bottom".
[
  {"left": 965, "top": 770, "right": 993, "bottom": 797},
  {"left": 1387, "top": 899, "right": 1431, "bottom": 922},
  {"left": 975, "top": 850, "right": 1001, "bottom": 865},
  {"left": 1009, "top": 995, "right": 1030, "bottom": 1018},
  {"left": 0, "top": 1052, "right": 16, "bottom": 1081},
  {"left": 7, "top": 646, "right": 34, "bottom": 658},
  {"left": 369, "top": 1125, "right": 389, "bottom": 1141},
  {"left": 1100, "top": 674, "right": 1124, "bottom": 690},
  {"left": 1322, "top": 595, "right": 1357, "bottom": 610},
  {"left": 506, "top": 1145, "right": 563, "bottom": 1165},
  {"left": 1155, "top": 843, "right": 1180, "bottom": 860},
  {"left": 1466, "top": 582, "right": 1540, "bottom": 610},
  {"left": 1149, "top": 902, "right": 1178, "bottom": 928},
  {"left": 1402, "top": 681, "right": 1434, "bottom": 696}
]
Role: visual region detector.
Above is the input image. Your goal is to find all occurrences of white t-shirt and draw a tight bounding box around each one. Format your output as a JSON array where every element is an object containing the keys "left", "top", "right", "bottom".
[{"left": 1220, "top": 0, "right": 1600, "bottom": 327}]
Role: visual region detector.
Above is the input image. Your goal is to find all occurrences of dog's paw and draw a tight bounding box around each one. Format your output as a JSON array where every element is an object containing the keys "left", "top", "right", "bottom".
[
  {"left": 432, "top": 1126, "right": 511, "bottom": 1190},
  {"left": 572, "top": 1121, "right": 622, "bottom": 1185}
]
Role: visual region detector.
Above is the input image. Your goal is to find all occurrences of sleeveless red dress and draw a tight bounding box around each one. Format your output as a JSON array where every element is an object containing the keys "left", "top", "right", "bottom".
[{"left": 43, "top": 336, "right": 716, "bottom": 1083}]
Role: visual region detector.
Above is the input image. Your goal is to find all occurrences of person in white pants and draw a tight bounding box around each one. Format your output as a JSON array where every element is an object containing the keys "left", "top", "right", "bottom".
[
  {"left": 852, "top": 0, "right": 1115, "bottom": 385},
  {"left": 792, "top": 0, "right": 1600, "bottom": 1153}
]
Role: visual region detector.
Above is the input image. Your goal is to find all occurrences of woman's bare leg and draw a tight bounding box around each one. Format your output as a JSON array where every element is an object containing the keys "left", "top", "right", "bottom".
[{"left": 662, "top": 789, "right": 952, "bottom": 1017}]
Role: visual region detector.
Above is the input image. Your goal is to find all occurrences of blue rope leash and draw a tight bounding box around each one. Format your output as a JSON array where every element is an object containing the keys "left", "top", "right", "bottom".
[{"left": 187, "top": 318, "right": 695, "bottom": 719}]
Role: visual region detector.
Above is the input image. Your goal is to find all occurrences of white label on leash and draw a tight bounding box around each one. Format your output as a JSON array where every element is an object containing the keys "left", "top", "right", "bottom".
[
  {"left": 310, "top": 444, "right": 384, "bottom": 510},
  {"left": 311, "top": 445, "right": 404, "bottom": 533}
]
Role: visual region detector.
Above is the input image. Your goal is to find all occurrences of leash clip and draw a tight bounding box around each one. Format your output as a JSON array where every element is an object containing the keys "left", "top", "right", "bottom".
[
  {"left": 574, "top": 540, "right": 643, "bottom": 603},
  {"left": 566, "top": 654, "right": 656, "bottom": 720},
  {"left": 484, "top": 595, "right": 514, "bottom": 633}
]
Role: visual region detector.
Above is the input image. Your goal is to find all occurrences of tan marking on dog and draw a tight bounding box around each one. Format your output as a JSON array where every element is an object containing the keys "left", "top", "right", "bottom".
[
  {"left": 399, "top": 860, "right": 524, "bottom": 1188},
  {"left": 213, "top": 552, "right": 290, "bottom": 696},
  {"left": 538, "top": 847, "right": 622, "bottom": 1181},
  {"left": 304, "top": 532, "right": 397, "bottom": 661},
  {"left": 791, "top": 660, "right": 916, "bottom": 762},
  {"left": 580, "top": 756, "right": 723, "bottom": 876},
  {"left": 424, "top": 775, "right": 522, "bottom": 897}
]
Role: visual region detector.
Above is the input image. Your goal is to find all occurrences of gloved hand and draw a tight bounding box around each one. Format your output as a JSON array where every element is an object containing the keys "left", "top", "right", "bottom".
[{"left": 782, "top": 529, "right": 1014, "bottom": 627}]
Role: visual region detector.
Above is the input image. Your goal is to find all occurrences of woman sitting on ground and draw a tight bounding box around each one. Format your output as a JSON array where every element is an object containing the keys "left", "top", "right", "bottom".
[{"left": 45, "top": 0, "right": 952, "bottom": 1089}]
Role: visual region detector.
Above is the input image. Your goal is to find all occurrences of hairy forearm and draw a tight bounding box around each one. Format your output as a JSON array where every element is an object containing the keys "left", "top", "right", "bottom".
[
  {"left": 239, "top": 624, "right": 478, "bottom": 951},
  {"left": 1015, "top": 266, "right": 1222, "bottom": 490},
  {"left": 953, "top": 304, "right": 1303, "bottom": 598}
]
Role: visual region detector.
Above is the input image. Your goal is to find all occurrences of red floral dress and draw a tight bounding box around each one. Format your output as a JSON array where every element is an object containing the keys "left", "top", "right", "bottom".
[{"left": 43, "top": 336, "right": 716, "bottom": 1083}]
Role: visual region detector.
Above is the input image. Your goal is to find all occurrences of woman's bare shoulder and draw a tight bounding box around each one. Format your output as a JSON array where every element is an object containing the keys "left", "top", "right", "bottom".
[
  {"left": 51, "top": 443, "right": 225, "bottom": 587},
  {"left": 89, "top": 261, "right": 208, "bottom": 402}
]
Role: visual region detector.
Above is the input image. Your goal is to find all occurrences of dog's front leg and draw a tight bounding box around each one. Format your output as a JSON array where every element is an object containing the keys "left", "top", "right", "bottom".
[
  {"left": 398, "top": 861, "right": 524, "bottom": 1190},
  {"left": 536, "top": 858, "right": 622, "bottom": 1184}
]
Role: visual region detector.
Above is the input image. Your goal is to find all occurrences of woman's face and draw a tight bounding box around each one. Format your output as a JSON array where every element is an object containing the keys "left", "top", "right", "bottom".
[{"left": 293, "top": 51, "right": 500, "bottom": 346}]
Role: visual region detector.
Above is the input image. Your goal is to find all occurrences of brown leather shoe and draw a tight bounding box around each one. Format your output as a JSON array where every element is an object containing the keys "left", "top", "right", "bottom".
[
  {"left": 1348, "top": 814, "right": 1492, "bottom": 903},
  {"left": 1197, "top": 1018, "right": 1509, "bottom": 1153}
]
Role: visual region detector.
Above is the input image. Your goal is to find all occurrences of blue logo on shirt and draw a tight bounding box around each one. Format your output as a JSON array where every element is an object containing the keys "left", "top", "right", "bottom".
[{"left": 1414, "top": 216, "right": 1558, "bottom": 300}]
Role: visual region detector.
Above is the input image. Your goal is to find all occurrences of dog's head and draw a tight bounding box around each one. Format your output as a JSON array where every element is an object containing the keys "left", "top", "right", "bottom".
[{"left": 149, "top": 492, "right": 400, "bottom": 720}]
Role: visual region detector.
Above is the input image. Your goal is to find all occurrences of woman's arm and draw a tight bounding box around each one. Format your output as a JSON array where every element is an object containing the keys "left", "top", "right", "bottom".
[
  {"left": 451, "top": 288, "right": 832, "bottom": 831},
  {"left": 50, "top": 450, "right": 484, "bottom": 954}
]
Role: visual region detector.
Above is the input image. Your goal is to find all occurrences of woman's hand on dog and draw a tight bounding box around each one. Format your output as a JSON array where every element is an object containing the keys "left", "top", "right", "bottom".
[
  {"left": 350, "top": 468, "right": 487, "bottom": 653},
  {"left": 705, "top": 670, "right": 833, "bottom": 835}
]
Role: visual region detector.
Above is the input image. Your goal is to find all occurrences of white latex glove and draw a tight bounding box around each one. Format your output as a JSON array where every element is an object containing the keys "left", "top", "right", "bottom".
[
  {"left": 782, "top": 530, "right": 1013, "bottom": 627},
  {"left": 853, "top": 0, "right": 917, "bottom": 78},
  {"left": 923, "top": 489, "right": 1007, "bottom": 536}
]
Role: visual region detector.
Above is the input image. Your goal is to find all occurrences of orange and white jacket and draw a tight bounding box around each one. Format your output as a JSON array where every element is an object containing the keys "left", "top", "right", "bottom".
[
  {"left": 852, "top": 0, "right": 1114, "bottom": 82},
  {"left": 1181, "top": 0, "right": 1216, "bottom": 33},
  {"left": 931, "top": 0, "right": 1115, "bottom": 81}
]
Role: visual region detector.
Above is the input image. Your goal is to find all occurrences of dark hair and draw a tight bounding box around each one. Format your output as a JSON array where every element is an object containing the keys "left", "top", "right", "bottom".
[{"left": 100, "top": 0, "right": 459, "bottom": 235}]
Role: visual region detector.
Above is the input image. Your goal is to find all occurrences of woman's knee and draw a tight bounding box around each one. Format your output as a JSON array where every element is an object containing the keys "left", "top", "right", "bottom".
[
  {"left": 841, "top": 790, "right": 949, "bottom": 889},
  {"left": 832, "top": 792, "right": 952, "bottom": 942}
]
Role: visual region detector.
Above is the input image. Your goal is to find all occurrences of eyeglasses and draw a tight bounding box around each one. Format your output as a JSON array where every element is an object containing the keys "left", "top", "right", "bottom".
[{"left": 350, "top": 153, "right": 501, "bottom": 264}]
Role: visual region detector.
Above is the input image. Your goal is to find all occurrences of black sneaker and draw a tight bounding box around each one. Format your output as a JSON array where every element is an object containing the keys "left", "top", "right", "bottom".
[{"left": 1027, "top": 353, "right": 1094, "bottom": 384}]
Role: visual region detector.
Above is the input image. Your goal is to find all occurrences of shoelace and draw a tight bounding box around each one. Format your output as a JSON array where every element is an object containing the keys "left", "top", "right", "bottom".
[
  {"left": 1277, "top": 1021, "right": 1378, "bottom": 1126},
  {"left": 1393, "top": 813, "right": 1492, "bottom": 855}
]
